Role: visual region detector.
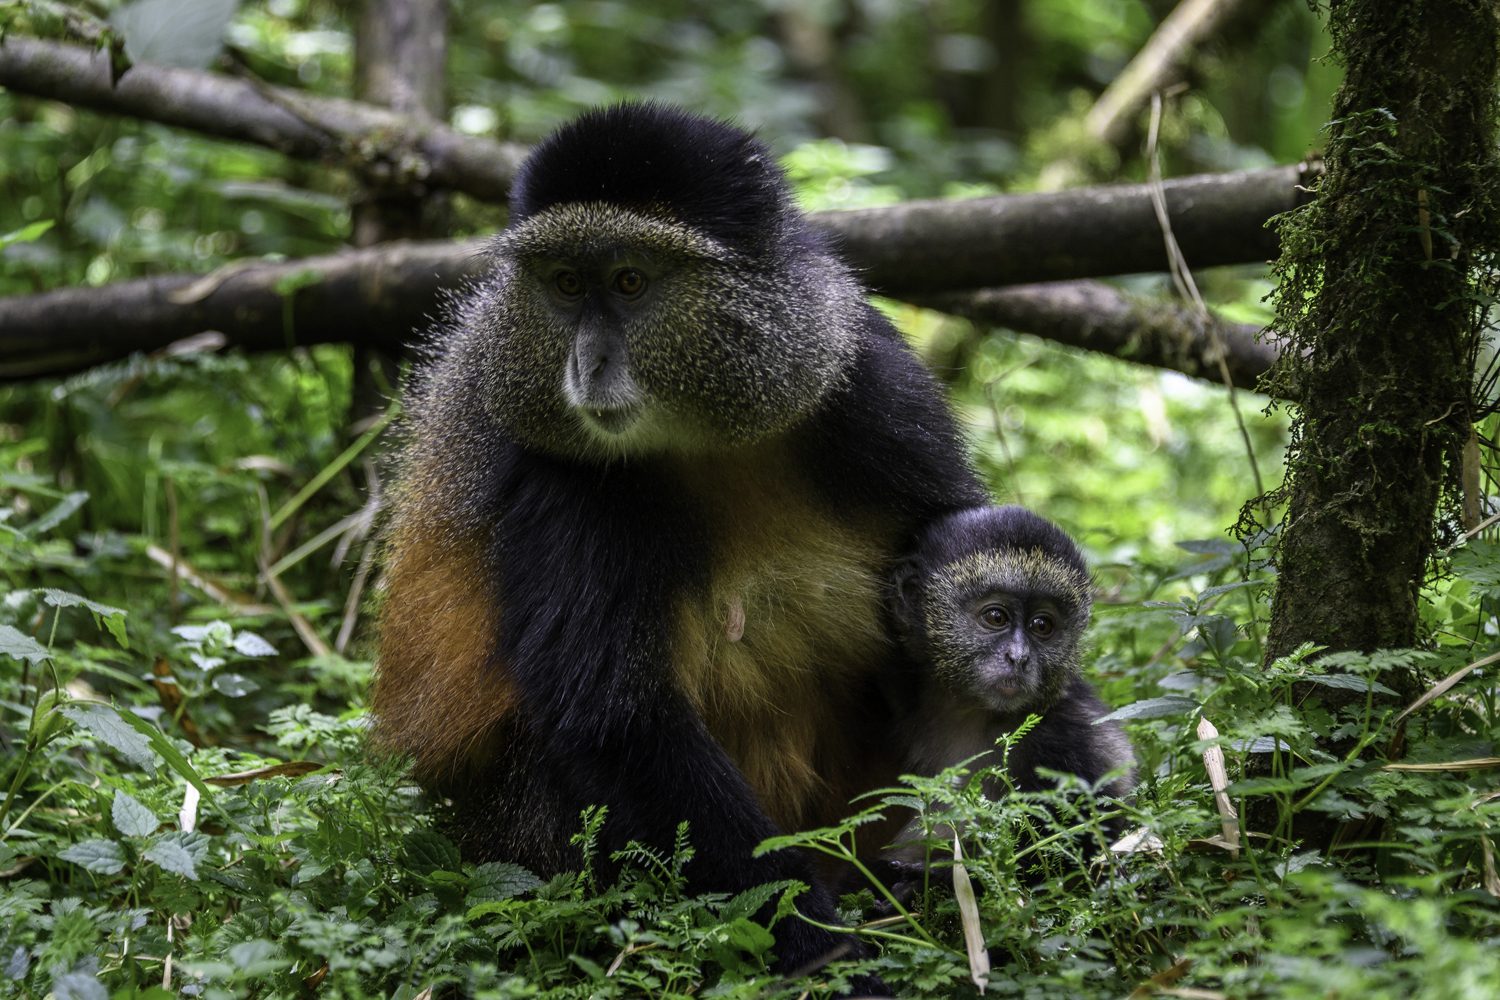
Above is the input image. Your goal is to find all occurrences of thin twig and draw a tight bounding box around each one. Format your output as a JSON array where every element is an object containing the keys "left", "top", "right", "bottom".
[{"left": 1146, "top": 93, "right": 1269, "bottom": 511}]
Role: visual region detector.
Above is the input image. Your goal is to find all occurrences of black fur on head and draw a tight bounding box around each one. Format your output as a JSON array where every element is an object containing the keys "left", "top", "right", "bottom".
[
  {"left": 510, "top": 102, "right": 796, "bottom": 259},
  {"left": 913, "top": 505, "right": 1089, "bottom": 582},
  {"left": 890, "top": 505, "right": 1091, "bottom": 632}
]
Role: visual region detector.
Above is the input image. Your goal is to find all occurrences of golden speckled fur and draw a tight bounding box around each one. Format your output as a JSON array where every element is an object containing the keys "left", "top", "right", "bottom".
[{"left": 669, "top": 443, "right": 899, "bottom": 832}]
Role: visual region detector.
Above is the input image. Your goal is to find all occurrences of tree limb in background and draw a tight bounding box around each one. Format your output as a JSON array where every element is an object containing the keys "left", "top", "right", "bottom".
[
  {"left": 0, "top": 240, "right": 491, "bottom": 379},
  {"left": 914, "top": 281, "right": 1278, "bottom": 392},
  {"left": 0, "top": 235, "right": 1279, "bottom": 391},
  {"left": 0, "top": 36, "right": 1314, "bottom": 236},
  {"left": 1086, "top": 0, "right": 1273, "bottom": 151},
  {"left": 824, "top": 163, "right": 1312, "bottom": 292},
  {"left": 0, "top": 36, "right": 525, "bottom": 203}
]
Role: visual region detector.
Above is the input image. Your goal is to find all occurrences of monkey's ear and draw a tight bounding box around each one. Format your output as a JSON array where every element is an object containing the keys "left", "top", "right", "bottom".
[{"left": 888, "top": 558, "right": 924, "bottom": 633}]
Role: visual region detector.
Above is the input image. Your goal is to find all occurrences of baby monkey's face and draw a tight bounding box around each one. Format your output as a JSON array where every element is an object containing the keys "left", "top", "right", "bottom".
[{"left": 919, "top": 564, "right": 1088, "bottom": 717}]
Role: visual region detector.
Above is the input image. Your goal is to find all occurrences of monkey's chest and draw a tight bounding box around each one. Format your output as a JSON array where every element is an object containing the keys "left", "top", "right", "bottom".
[{"left": 670, "top": 469, "right": 897, "bottom": 831}]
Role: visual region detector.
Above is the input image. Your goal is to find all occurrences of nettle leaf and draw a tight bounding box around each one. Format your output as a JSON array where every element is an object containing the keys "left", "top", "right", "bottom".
[
  {"left": 1198, "top": 616, "right": 1240, "bottom": 657},
  {"left": 112, "top": 791, "right": 159, "bottom": 839},
  {"left": 52, "top": 969, "right": 108, "bottom": 1000},
  {"left": 111, "top": 0, "right": 239, "bottom": 70},
  {"left": 60, "top": 704, "right": 157, "bottom": 771},
  {"left": 173, "top": 621, "right": 233, "bottom": 649},
  {"left": 231, "top": 631, "right": 276, "bottom": 658},
  {"left": 41, "top": 589, "right": 129, "bottom": 650},
  {"left": 469, "top": 862, "right": 543, "bottom": 902},
  {"left": 1231, "top": 736, "right": 1293, "bottom": 754},
  {"left": 144, "top": 836, "right": 199, "bottom": 880},
  {"left": 41, "top": 589, "right": 125, "bottom": 619},
  {"left": 1302, "top": 673, "right": 1398, "bottom": 696},
  {"left": 1196, "top": 579, "right": 1267, "bottom": 602},
  {"left": 1096, "top": 695, "right": 1197, "bottom": 723},
  {"left": 110, "top": 709, "right": 212, "bottom": 797},
  {"left": 211, "top": 673, "right": 259, "bottom": 698},
  {"left": 403, "top": 829, "right": 462, "bottom": 874},
  {"left": 58, "top": 839, "right": 126, "bottom": 875},
  {"left": 0, "top": 624, "right": 49, "bottom": 664}
]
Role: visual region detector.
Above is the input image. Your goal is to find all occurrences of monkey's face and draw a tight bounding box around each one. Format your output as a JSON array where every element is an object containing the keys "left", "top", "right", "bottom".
[
  {"left": 469, "top": 204, "right": 862, "bottom": 459},
  {"left": 918, "top": 549, "right": 1091, "bottom": 716}
]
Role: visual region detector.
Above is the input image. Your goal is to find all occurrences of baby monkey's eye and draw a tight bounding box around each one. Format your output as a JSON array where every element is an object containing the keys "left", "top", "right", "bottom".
[
  {"left": 554, "top": 270, "right": 584, "bottom": 297},
  {"left": 1028, "top": 613, "right": 1055, "bottom": 638},
  {"left": 978, "top": 605, "right": 1009, "bottom": 629},
  {"left": 613, "top": 268, "right": 647, "bottom": 297}
]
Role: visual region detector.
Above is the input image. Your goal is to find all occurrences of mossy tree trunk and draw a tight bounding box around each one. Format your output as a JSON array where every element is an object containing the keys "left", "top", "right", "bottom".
[{"left": 1261, "top": 0, "right": 1499, "bottom": 664}]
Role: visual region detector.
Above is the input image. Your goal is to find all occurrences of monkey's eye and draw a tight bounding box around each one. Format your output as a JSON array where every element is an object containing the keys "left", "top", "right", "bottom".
[
  {"left": 612, "top": 268, "right": 647, "bottom": 298},
  {"left": 978, "top": 605, "right": 1009, "bottom": 630},
  {"left": 1028, "top": 613, "right": 1055, "bottom": 638},
  {"left": 554, "top": 270, "right": 584, "bottom": 298}
]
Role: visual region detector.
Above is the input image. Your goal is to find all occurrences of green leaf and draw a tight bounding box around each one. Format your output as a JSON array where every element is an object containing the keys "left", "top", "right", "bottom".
[
  {"left": 144, "top": 838, "right": 198, "bottom": 880},
  {"left": 52, "top": 969, "right": 108, "bottom": 1000},
  {"left": 1197, "top": 580, "right": 1268, "bottom": 602},
  {"left": 1096, "top": 695, "right": 1197, "bottom": 723},
  {"left": 469, "top": 861, "right": 543, "bottom": 902},
  {"left": 25, "top": 491, "right": 88, "bottom": 537},
  {"left": 211, "top": 673, "right": 259, "bottom": 697},
  {"left": 60, "top": 703, "right": 157, "bottom": 770},
  {"left": 231, "top": 631, "right": 276, "bottom": 657},
  {"left": 40, "top": 589, "right": 126, "bottom": 619},
  {"left": 41, "top": 589, "right": 129, "bottom": 649},
  {"left": 722, "top": 879, "right": 798, "bottom": 922},
  {"left": 226, "top": 939, "right": 283, "bottom": 976},
  {"left": 110, "top": 708, "right": 212, "bottom": 797},
  {"left": 403, "top": 829, "right": 462, "bottom": 874},
  {"left": 0, "top": 220, "right": 54, "bottom": 249},
  {"left": 1302, "top": 673, "right": 1397, "bottom": 696},
  {"left": 112, "top": 791, "right": 159, "bottom": 838},
  {"left": 1228, "top": 763, "right": 1342, "bottom": 796},
  {"left": 0, "top": 624, "right": 49, "bottom": 664},
  {"left": 58, "top": 839, "right": 126, "bottom": 875},
  {"left": 111, "top": 0, "right": 239, "bottom": 70}
]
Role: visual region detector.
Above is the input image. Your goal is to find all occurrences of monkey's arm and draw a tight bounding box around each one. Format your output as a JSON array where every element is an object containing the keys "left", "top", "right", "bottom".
[{"left": 1010, "top": 679, "right": 1136, "bottom": 798}]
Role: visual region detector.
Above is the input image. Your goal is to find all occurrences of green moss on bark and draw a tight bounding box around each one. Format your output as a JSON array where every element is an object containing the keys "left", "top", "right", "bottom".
[{"left": 1254, "top": 0, "right": 1500, "bottom": 664}]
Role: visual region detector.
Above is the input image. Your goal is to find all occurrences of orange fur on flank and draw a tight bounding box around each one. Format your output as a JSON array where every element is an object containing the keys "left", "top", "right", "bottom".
[{"left": 372, "top": 514, "right": 515, "bottom": 780}]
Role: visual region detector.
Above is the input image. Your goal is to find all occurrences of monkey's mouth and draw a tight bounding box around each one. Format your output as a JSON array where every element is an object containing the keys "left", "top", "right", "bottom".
[{"left": 579, "top": 403, "right": 642, "bottom": 435}]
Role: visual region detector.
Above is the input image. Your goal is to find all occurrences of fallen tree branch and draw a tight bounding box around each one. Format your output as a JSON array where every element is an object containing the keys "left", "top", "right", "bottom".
[
  {"left": 0, "top": 240, "right": 490, "bottom": 379},
  {"left": 0, "top": 234, "right": 1281, "bottom": 389},
  {"left": 0, "top": 36, "right": 1316, "bottom": 245},
  {"left": 825, "top": 163, "right": 1312, "bottom": 292},
  {"left": 0, "top": 36, "right": 525, "bottom": 202},
  {"left": 914, "top": 281, "right": 1279, "bottom": 391}
]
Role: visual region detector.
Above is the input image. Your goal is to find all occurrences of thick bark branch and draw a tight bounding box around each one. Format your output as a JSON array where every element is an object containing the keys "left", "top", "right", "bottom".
[
  {"left": 0, "top": 238, "right": 1280, "bottom": 389},
  {"left": 915, "top": 282, "right": 1277, "bottom": 391},
  {"left": 0, "top": 36, "right": 524, "bottom": 202},
  {"left": 828, "top": 164, "right": 1313, "bottom": 293},
  {"left": 0, "top": 36, "right": 1315, "bottom": 242},
  {"left": 0, "top": 240, "right": 491, "bottom": 379}
]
